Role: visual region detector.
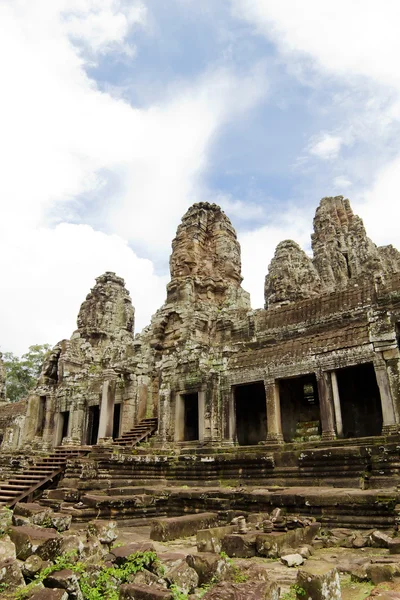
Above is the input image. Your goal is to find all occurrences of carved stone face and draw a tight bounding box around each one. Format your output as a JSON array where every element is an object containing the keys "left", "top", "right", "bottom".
[{"left": 168, "top": 203, "right": 244, "bottom": 303}]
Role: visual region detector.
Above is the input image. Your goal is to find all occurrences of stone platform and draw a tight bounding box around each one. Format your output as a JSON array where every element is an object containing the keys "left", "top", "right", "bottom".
[{"left": 42, "top": 484, "right": 400, "bottom": 529}]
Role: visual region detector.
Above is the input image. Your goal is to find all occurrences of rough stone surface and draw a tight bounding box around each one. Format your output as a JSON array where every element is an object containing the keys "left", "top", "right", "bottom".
[
  {"left": 150, "top": 513, "right": 219, "bottom": 542},
  {"left": 297, "top": 561, "right": 341, "bottom": 600},
  {"left": 119, "top": 584, "right": 172, "bottom": 599},
  {"left": 9, "top": 525, "right": 62, "bottom": 561},
  {"left": 87, "top": 520, "right": 118, "bottom": 544},
  {"left": 186, "top": 553, "right": 231, "bottom": 586},
  {"left": 197, "top": 525, "right": 236, "bottom": 553},
  {"left": 280, "top": 553, "right": 304, "bottom": 567},
  {"left": 0, "top": 534, "right": 16, "bottom": 561},
  {"left": 265, "top": 240, "right": 322, "bottom": 308},
  {"left": 0, "top": 557, "right": 25, "bottom": 591},
  {"left": 200, "top": 580, "right": 280, "bottom": 600},
  {"left": 29, "top": 590, "right": 69, "bottom": 600}
]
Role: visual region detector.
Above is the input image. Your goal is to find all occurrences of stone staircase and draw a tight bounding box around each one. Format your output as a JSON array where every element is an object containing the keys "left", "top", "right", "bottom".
[
  {"left": 292, "top": 420, "right": 321, "bottom": 443},
  {"left": 0, "top": 446, "right": 90, "bottom": 508},
  {"left": 113, "top": 417, "right": 158, "bottom": 447}
]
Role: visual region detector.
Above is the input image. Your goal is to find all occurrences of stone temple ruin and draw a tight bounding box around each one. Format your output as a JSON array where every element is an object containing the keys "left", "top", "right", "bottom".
[
  {"left": 2, "top": 196, "right": 400, "bottom": 597},
  {"left": 10, "top": 195, "right": 400, "bottom": 455}
]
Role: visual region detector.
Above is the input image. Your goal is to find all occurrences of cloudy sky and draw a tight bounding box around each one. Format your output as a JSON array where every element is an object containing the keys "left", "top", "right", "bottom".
[{"left": 1, "top": 0, "right": 400, "bottom": 355}]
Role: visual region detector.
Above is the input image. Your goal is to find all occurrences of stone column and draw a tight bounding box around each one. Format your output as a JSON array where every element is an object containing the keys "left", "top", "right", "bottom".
[
  {"left": 374, "top": 361, "right": 397, "bottom": 434},
  {"left": 98, "top": 370, "right": 117, "bottom": 443},
  {"left": 41, "top": 394, "right": 56, "bottom": 451},
  {"left": 69, "top": 399, "right": 85, "bottom": 445},
  {"left": 330, "top": 371, "right": 343, "bottom": 438},
  {"left": 381, "top": 349, "right": 400, "bottom": 427},
  {"left": 174, "top": 393, "right": 184, "bottom": 442},
  {"left": 157, "top": 386, "right": 171, "bottom": 445},
  {"left": 264, "top": 379, "right": 284, "bottom": 444},
  {"left": 316, "top": 371, "right": 336, "bottom": 441},
  {"left": 198, "top": 391, "right": 206, "bottom": 443}
]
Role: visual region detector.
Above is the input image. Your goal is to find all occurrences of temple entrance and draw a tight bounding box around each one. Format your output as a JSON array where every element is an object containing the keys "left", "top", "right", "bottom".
[
  {"left": 55, "top": 411, "right": 70, "bottom": 446},
  {"left": 234, "top": 382, "right": 267, "bottom": 446},
  {"left": 87, "top": 405, "right": 100, "bottom": 445},
  {"left": 61, "top": 411, "right": 69, "bottom": 440},
  {"left": 279, "top": 374, "right": 321, "bottom": 442},
  {"left": 183, "top": 393, "right": 199, "bottom": 441},
  {"left": 112, "top": 403, "right": 121, "bottom": 439},
  {"left": 336, "top": 363, "right": 382, "bottom": 438}
]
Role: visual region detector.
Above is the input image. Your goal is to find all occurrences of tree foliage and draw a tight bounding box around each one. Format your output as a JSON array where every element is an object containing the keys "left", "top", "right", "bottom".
[{"left": 3, "top": 344, "right": 51, "bottom": 402}]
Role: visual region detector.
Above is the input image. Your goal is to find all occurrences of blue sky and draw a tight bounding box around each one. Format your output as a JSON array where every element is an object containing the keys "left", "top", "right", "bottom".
[{"left": 1, "top": 0, "right": 400, "bottom": 354}]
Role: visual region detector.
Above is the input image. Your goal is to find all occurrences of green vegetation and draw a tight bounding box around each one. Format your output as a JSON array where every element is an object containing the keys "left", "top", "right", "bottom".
[
  {"left": 16, "top": 550, "right": 158, "bottom": 600},
  {"left": 281, "top": 583, "right": 306, "bottom": 600},
  {"left": 3, "top": 344, "right": 51, "bottom": 402}
]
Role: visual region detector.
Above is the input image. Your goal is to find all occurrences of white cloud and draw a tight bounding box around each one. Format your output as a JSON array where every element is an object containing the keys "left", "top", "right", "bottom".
[
  {"left": 0, "top": 224, "right": 167, "bottom": 356},
  {"left": 0, "top": 1, "right": 268, "bottom": 354},
  {"left": 309, "top": 134, "right": 343, "bottom": 160},
  {"left": 232, "top": 0, "right": 400, "bottom": 261},
  {"left": 231, "top": 1, "right": 400, "bottom": 92},
  {"left": 333, "top": 176, "right": 352, "bottom": 189}
]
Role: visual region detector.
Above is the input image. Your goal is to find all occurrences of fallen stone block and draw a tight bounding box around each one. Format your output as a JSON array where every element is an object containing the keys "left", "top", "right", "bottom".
[
  {"left": 49, "top": 513, "right": 72, "bottom": 533},
  {"left": 221, "top": 533, "right": 257, "bottom": 558},
  {"left": 154, "top": 553, "right": 187, "bottom": 577},
  {"left": 370, "top": 530, "right": 393, "bottom": 548},
  {"left": 0, "top": 557, "right": 25, "bottom": 591},
  {"left": 9, "top": 525, "right": 62, "bottom": 561},
  {"left": 200, "top": 580, "right": 280, "bottom": 599},
  {"left": 108, "top": 542, "right": 156, "bottom": 565},
  {"left": 29, "top": 589, "right": 69, "bottom": 600},
  {"left": 186, "top": 552, "right": 231, "bottom": 586},
  {"left": 119, "top": 584, "right": 172, "bottom": 599},
  {"left": 13, "top": 503, "right": 53, "bottom": 527},
  {"left": 389, "top": 539, "right": 400, "bottom": 554},
  {"left": 43, "top": 568, "right": 83, "bottom": 600},
  {"left": 0, "top": 534, "right": 16, "bottom": 561},
  {"left": 150, "top": 513, "right": 218, "bottom": 542},
  {"left": 164, "top": 561, "right": 198, "bottom": 594},
  {"left": 131, "top": 568, "right": 167, "bottom": 588},
  {"left": 60, "top": 533, "right": 84, "bottom": 556},
  {"left": 22, "top": 554, "right": 50, "bottom": 579},
  {"left": 297, "top": 561, "right": 341, "bottom": 600},
  {"left": 197, "top": 525, "right": 236, "bottom": 553},
  {"left": 256, "top": 523, "right": 320, "bottom": 558},
  {"left": 366, "top": 563, "right": 394, "bottom": 584},
  {"left": 281, "top": 553, "right": 304, "bottom": 567},
  {"left": 87, "top": 520, "right": 118, "bottom": 544}
]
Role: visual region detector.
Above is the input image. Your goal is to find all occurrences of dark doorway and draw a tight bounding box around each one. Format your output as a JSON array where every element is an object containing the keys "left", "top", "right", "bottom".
[
  {"left": 36, "top": 396, "right": 46, "bottom": 436},
  {"left": 112, "top": 404, "right": 121, "bottom": 439},
  {"left": 183, "top": 393, "right": 199, "bottom": 441},
  {"left": 234, "top": 382, "right": 267, "bottom": 446},
  {"left": 336, "top": 363, "right": 382, "bottom": 438},
  {"left": 279, "top": 374, "right": 321, "bottom": 442},
  {"left": 87, "top": 405, "right": 100, "bottom": 445},
  {"left": 61, "top": 411, "right": 70, "bottom": 440}
]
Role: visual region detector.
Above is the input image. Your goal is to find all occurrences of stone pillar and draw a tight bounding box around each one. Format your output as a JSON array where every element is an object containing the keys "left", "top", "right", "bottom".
[
  {"left": 330, "top": 371, "right": 343, "bottom": 438},
  {"left": 264, "top": 379, "right": 283, "bottom": 443},
  {"left": 374, "top": 361, "right": 397, "bottom": 434},
  {"left": 174, "top": 393, "right": 184, "bottom": 442},
  {"left": 158, "top": 386, "right": 171, "bottom": 444},
  {"left": 316, "top": 371, "right": 336, "bottom": 441},
  {"left": 198, "top": 391, "right": 206, "bottom": 444},
  {"left": 382, "top": 348, "right": 400, "bottom": 426},
  {"left": 69, "top": 400, "right": 85, "bottom": 445},
  {"left": 41, "top": 394, "right": 56, "bottom": 451},
  {"left": 98, "top": 370, "right": 117, "bottom": 443}
]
